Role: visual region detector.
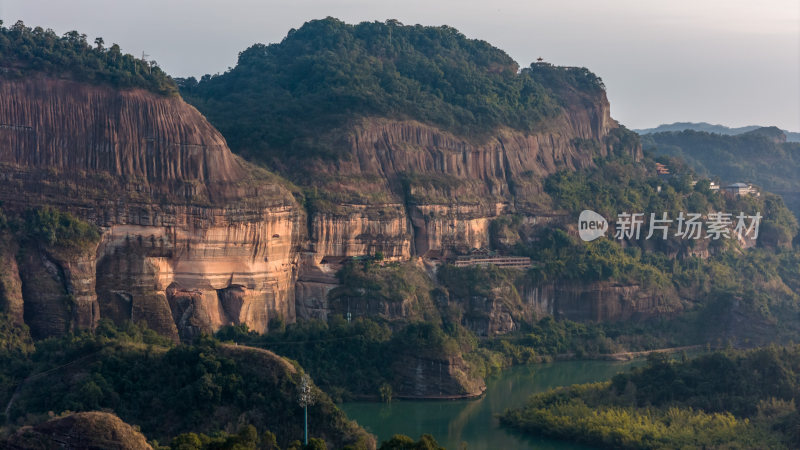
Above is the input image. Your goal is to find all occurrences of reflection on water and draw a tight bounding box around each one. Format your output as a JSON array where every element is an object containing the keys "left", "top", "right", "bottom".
[{"left": 341, "top": 359, "right": 643, "bottom": 449}]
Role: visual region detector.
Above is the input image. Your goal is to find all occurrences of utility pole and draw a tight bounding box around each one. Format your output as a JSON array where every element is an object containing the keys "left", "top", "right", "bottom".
[
  {"left": 141, "top": 51, "right": 151, "bottom": 74},
  {"left": 298, "top": 374, "right": 316, "bottom": 445}
]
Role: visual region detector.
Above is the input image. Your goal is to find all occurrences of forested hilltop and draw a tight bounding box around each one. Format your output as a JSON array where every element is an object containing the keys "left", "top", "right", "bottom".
[
  {"left": 0, "top": 20, "right": 177, "bottom": 95},
  {"left": 180, "top": 17, "right": 606, "bottom": 162}
]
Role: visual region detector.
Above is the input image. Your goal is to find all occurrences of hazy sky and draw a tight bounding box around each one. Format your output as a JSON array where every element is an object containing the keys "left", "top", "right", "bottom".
[{"left": 2, "top": 0, "right": 798, "bottom": 131}]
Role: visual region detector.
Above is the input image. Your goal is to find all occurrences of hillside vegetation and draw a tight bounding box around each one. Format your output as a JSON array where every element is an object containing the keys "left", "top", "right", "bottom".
[{"left": 0, "top": 321, "right": 373, "bottom": 449}]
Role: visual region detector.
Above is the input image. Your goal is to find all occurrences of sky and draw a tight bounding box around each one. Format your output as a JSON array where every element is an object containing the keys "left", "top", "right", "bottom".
[{"left": 1, "top": 0, "right": 798, "bottom": 131}]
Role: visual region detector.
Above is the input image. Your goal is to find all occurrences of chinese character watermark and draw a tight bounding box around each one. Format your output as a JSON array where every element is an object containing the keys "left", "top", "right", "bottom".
[{"left": 578, "top": 210, "right": 761, "bottom": 242}]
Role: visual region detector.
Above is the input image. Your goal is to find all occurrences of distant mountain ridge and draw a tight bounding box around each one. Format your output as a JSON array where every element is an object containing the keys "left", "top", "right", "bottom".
[{"left": 636, "top": 122, "right": 800, "bottom": 143}]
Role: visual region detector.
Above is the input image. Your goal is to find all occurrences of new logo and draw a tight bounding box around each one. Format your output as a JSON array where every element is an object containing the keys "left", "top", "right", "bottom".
[{"left": 579, "top": 210, "right": 608, "bottom": 241}]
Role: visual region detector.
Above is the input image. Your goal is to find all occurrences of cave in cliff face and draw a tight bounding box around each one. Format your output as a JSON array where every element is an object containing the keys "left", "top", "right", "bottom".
[
  {"left": 91, "top": 214, "right": 301, "bottom": 341},
  {"left": 95, "top": 238, "right": 180, "bottom": 341}
]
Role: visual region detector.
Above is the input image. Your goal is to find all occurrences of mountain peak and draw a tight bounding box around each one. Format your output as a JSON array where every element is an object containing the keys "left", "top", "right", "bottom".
[{"left": 742, "top": 126, "right": 787, "bottom": 143}]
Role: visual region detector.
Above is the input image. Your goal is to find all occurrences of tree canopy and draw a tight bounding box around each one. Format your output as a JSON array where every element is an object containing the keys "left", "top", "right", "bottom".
[{"left": 0, "top": 20, "right": 177, "bottom": 95}]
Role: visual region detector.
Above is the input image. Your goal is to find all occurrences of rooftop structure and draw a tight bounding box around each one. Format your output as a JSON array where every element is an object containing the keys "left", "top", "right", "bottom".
[
  {"left": 723, "top": 182, "right": 758, "bottom": 197},
  {"left": 453, "top": 254, "right": 532, "bottom": 269},
  {"left": 655, "top": 162, "right": 670, "bottom": 177}
]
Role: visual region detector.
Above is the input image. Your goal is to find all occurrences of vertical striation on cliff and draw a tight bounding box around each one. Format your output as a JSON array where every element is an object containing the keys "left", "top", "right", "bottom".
[
  {"left": 295, "top": 97, "right": 640, "bottom": 309},
  {"left": 0, "top": 76, "right": 304, "bottom": 340},
  {"left": 0, "top": 64, "right": 645, "bottom": 343}
]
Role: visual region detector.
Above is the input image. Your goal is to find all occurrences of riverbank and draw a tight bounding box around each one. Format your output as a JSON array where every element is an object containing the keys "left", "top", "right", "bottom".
[
  {"left": 584, "top": 345, "right": 703, "bottom": 361},
  {"left": 338, "top": 345, "right": 701, "bottom": 403},
  {"left": 342, "top": 359, "right": 644, "bottom": 449}
]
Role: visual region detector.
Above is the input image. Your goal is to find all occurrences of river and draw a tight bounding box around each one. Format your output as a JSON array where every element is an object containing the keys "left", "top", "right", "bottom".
[{"left": 341, "top": 359, "right": 644, "bottom": 449}]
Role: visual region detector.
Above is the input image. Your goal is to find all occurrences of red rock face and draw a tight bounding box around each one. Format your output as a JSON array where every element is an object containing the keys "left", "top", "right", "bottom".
[
  {"left": 297, "top": 90, "right": 643, "bottom": 324},
  {"left": 302, "top": 87, "right": 640, "bottom": 262},
  {"left": 0, "top": 74, "right": 648, "bottom": 343},
  {"left": 0, "top": 76, "right": 303, "bottom": 340},
  {"left": 0, "top": 77, "right": 246, "bottom": 188},
  {"left": 523, "top": 281, "right": 682, "bottom": 323}
]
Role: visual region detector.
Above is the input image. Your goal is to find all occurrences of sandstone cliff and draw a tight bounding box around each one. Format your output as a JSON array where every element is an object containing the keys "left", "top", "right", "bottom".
[
  {"left": 0, "top": 76, "right": 303, "bottom": 340},
  {"left": 524, "top": 281, "right": 682, "bottom": 323},
  {"left": 0, "top": 70, "right": 649, "bottom": 344},
  {"left": 0, "top": 77, "right": 245, "bottom": 193},
  {"left": 434, "top": 268, "right": 681, "bottom": 337},
  {"left": 16, "top": 241, "right": 100, "bottom": 339},
  {"left": 296, "top": 89, "right": 642, "bottom": 317},
  {"left": 303, "top": 91, "right": 639, "bottom": 262}
]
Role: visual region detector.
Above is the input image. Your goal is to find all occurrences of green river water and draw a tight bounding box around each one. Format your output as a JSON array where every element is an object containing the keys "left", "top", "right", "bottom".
[{"left": 341, "top": 359, "right": 644, "bottom": 449}]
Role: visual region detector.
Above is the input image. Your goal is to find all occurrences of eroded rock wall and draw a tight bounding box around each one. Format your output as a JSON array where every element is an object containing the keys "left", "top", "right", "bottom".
[
  {"left": 310, "top": 205, "right": 411, "bottom": 261},
  {"left": 297, "top": 89, "right": 640, "bottom": 288},
  {"left": 0, "top": 77, "right": 246, "bottom": 190},
  {"left": 0, "top": 73, "right": 648, "bottom": 343},
  {"left": 95, "top": 207, "right": 300, "bottom": 340},
  {"left": 16, "top": 242, "right": 99, "bottom": 339},
  {"left": 524, "top": 281, "right": 682, "bottom": 323},
  {"left": 392, "top": 353, "right": 486, "bottom": 399},
  {"left": 0, "top": 76, "right": 303, "bottom": 340}
]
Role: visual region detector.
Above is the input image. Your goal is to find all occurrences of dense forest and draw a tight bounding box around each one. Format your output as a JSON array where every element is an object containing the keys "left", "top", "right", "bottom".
[
  {"left": 180, "top": 17, "right": 605, "bottom": 163},
  {"left": 501, "top": 347, "right": 800, "bottom": 448},
  {"left": 0, "top": 20, "right": 177, "bottom": 95},
  {"left": 0, "top": 320, "right": 373, "bottom": 449},
  {"left": 0, "top": 315, "right": 451, "bottom": 449}
]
